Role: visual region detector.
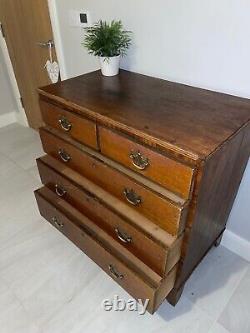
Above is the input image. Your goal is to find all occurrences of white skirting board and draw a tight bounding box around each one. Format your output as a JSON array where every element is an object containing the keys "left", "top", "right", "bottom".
[
  {"left": 222, "top": 229, "right": 250, "bottom": 262},
  {"left": 0, "top": 111, "right": 17, "bottom": 128}
]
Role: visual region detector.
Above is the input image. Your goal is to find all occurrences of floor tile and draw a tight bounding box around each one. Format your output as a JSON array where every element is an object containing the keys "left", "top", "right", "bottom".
[
  {"left": 184, "top": 246, "right": 249, "bottom": 320},
  {"left": 0, "top": 123, "right": 36, "bottom": 151},
  {"left": 27, "top": 164, "right": 41, "bottom": 182},
  {"left": 0, "top": 168, "right": 41, "bottom": 245},
  {"left": 0, "top": 166, "right": 40, "bottom": 203},
  {"left": 0, "top": 154, "right": 22, "bottom": 179},
  {"left": 0, "top": 278, "right": 42, "bottom": 333},
  {"left": 0, "top": 218, "right": 80, "bottom": 300},
  {"left": 41, "top": 264, "right": 215, "bottom": 333},
  {"left": 0, "top": 123, "right": 43, "bottom": 170},
  {"left": 218, "top": 267, "right": 250, "bottom": 333},
  {"left": 41, "top": 270, "right": 117, "bottom": 333},
  {"left": 20, "top": 252, "right": 99, "bottom": 326},
  {"left": 208, "top": 322, "right": 230, "bottom": 333},
  {"left": 43, "top": 288, "right": 214, "bottom": 333}
]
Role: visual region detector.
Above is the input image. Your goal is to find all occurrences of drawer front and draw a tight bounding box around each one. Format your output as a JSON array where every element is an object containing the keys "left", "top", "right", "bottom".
[
  {"left": 99, "top": 127, "right": 194, "bottom": 199},
  {"left": 40, "top": 128, "right": 187, "bottom": 236},
  {"left": 37, "top": 158, "right": 182, "bottom": 276},
  {"left": 40, "top": 100, "right": 98, "bottom": 149},
  {"left": 35, "top": 188, "right": 178, "bottom": 314}
]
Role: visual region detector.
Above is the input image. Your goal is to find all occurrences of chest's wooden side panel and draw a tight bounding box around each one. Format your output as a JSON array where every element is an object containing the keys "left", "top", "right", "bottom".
[{"left": 167, "top": 123, "right": 250, "bottom": 303}]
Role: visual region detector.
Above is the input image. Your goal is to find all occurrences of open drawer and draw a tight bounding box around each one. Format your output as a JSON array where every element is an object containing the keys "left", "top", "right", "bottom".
[
  {"left": 35, "top": 187, "right": 179, "bottom": 314},
  {"left": 37, "top": 155, "right": 183, "bottom": 277}
]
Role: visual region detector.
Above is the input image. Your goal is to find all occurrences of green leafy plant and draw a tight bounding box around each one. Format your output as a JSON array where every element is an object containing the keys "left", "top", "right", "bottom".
[{"left": 83, "top": 20, "right": 132, "bottom": 58}]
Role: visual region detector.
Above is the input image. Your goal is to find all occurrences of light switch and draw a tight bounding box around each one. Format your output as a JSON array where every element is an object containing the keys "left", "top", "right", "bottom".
[
  {"left": 69, "top": 10, "right": 91, "bottom": 28},
  {"left": 80, "top": 13, "right": 88, "bottom": 24}
]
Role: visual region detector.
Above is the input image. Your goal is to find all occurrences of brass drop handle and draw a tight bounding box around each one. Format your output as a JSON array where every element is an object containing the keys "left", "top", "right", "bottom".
[
  {"left": 123, "top": 188, "right": 142, "bottom": 206},
  {"left": 55, "top": 184, "right": 67, "bottom": 197},
  {"left": 59, "top": 116, "right": 72, "bottom": 132},
  {"left": 51, "top": 216, "right": 64, "bottom": 229},
  {"left": 58, "top": 149, "right": 71, "bottom": 163},
  {"left": 129, "top": 151, "right": 149, "bottom": 171},
  {"left": 115, "top": 228, "right": 132, "bottom": 244},
  {"left": 109, "top": 264, "right": 124, "bottom": 280}
]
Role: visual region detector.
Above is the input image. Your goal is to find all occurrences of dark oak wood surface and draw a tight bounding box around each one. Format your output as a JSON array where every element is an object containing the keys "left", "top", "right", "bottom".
[
  {"left": 37, "top": 156, "right": 183, "bottom": 276},
  {"left": 35, "top": 187, "right": 178, "bottom": 314},
  {"left": 168, "top": 122, "right": 250, "bottom": 303},
  {"left": 39, "top": 127, "right": 188, "bottom": 236},
  {"left": 99, "top": 126, "right": 194, "bottom": 199},
  {"left": 36, "top": 70, "right": 250, "bottom": 312},
  {"left": 39, "top": 70, "right": 250, "bottom": 162},
  {"left": 40, "top": 100, "right": 98, "bottom": 149}
]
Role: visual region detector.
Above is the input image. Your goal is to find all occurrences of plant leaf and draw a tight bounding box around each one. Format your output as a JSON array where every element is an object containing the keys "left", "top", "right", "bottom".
[{"left": 83, "top": 20, "right": 132, "bottom": 57}]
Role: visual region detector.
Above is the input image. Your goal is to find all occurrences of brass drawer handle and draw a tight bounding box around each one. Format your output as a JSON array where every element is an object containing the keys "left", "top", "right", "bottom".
[
  {"left": 58, "top": 149, "right": 71, "bottom": 163},
  {"left": 129, "top": 151, "right": 149, "bottom": 170},
  {"left": 59, "top": 116, "right": 72, "bottom": 132},
  {"left": 109, "top": 264, "right": 124, "bottom": 280},
  {"left": 115, "top": 228, "right": 132, "bottom": 244},
  {"left": 55, "top": 184, "right": 67, "bottom": 197},
  {"left": 51, "top": 216, "right": 64, "bottom": 229},
  {"left": 123, "top": 188, "right": 142, "bottom": 206}
]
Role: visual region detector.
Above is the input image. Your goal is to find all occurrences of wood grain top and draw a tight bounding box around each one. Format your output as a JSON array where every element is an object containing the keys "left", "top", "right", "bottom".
[{"left": 39, "top": 70, "right": 250, "bottom": 162}]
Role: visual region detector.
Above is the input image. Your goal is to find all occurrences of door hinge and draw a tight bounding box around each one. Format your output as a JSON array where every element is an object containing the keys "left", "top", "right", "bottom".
[
  {"left": 0, "top": 23, "right": 5, "bottom": 38},
  {"left": 20, "top": 97, "right": 25, "bottom": 109}
]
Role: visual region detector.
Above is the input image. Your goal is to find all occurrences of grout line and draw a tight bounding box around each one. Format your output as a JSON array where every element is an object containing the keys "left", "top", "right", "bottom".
[
  {"left": 212, "top": 257, "right": 249, "bottom": 323},
  {"left": 2, "top": 277, "right": 43, "bottom": 332}
]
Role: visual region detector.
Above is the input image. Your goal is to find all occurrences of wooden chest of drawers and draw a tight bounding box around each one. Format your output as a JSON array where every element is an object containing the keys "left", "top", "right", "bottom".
[{"left": 35, "top": 70, "right": 250, "bottom": 314}]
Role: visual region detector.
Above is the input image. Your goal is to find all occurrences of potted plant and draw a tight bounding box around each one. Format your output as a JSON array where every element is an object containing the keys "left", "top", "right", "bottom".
[{"left": 83, "top": 20, "right": 132, "bottom": 77}]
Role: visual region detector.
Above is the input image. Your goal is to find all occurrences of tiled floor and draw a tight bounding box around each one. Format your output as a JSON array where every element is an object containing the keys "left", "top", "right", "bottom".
[{"left": 0, "top": 123, "right": 249, "bottom": 333}]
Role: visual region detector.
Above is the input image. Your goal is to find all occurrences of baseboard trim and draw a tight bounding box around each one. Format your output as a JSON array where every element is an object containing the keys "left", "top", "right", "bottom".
[
  {"left": 222, "top": 229, "right": 250, "bottom": 262},
  {"left": 0, "top": 111, "right": 17, "bottom": 128}
]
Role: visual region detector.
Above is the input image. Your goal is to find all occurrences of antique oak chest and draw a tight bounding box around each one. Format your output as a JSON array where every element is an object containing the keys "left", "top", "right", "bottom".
[{"left": 34, "top": 70, "right": 250, "bottom": 314}]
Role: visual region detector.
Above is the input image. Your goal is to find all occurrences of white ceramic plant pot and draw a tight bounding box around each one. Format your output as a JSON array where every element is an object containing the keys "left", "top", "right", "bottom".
[{"left": 99, "top": 55, "right": 121, "bottom": 76}]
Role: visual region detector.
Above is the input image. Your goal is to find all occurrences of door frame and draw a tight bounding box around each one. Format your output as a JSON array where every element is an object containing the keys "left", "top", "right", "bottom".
[
  {"left": 0, "top": 0, "right": 67, "bottom": 128},
  {"left": 48, "top": 0, "right": 67, "bottom": 80},
  {"left": 0, "top": 27, "right": 28, "bottom": 127}
]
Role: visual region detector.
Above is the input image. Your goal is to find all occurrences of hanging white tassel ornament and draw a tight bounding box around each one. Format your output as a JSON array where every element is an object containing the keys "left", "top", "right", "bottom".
[{"left": 44, "top": 42, "right": 60, "bottom": 83}]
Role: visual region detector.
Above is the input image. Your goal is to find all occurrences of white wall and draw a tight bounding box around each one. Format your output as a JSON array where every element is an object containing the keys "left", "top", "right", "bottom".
[
  {"left": 0, "top": 47, "right": 17, "bottom": 116},
  {"left": 53, "top": 0, "right": 250, "bottom": 245}
]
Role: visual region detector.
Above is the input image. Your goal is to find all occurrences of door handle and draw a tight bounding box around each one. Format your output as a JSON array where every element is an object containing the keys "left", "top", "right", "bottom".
[{"left": 37, "top": 39, "right": 54, "bottom": 48}]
